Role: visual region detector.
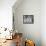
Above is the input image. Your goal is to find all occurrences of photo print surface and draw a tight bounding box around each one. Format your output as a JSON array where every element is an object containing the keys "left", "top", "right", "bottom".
[{"left": 23, "top": 15, "right": 34, "bottom": 24}]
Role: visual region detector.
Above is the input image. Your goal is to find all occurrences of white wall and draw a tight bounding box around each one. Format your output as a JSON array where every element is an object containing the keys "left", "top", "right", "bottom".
[
  {"left": 41, "top": 0, "right": 46, "bottom": 46},
  {"left": 0, "top": 0, "right": 16, "bottom": 29},
  {"left": 13, "top": 0, "right": 46, "bottom": 46},
  {"left": 13, "top": 0, "right": 41, "bottom": 46}
]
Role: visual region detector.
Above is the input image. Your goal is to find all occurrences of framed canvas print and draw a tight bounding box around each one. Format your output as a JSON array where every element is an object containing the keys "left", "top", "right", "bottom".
[{"left": 23, "top": 15, "right": 34, "bottom": 24}]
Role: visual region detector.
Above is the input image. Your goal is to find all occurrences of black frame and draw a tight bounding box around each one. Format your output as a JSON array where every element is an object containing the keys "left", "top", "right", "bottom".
[{"left": 23, "top": 15, "right": 34, "bottom": 24}]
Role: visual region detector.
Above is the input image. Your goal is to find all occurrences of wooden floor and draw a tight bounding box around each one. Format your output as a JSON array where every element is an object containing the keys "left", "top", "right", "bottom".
[{"left": 0, "top": 39, "right": 16, "bottom": 46}]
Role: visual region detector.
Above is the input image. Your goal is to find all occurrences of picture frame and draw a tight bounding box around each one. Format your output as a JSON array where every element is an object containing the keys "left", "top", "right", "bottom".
[{"left": 23, "top": 15, "right": 34, "bottom": 24}]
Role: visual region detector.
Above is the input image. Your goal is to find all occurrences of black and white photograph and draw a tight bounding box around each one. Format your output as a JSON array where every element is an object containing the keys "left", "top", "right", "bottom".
[{"left": 23, "top": 15, "right": 34, "bottom": 24}]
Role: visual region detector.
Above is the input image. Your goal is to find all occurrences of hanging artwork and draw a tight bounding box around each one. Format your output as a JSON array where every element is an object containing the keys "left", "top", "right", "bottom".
[{"left": 23, "top": 15, "right": 34, "bottom": 24}]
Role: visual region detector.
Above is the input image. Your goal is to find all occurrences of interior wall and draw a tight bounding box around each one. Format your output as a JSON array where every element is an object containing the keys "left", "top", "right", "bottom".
[
  {"left": 41, "top": 0, "right": 46, "bottom": 46},
  {"left": 13, "top": 0, "right": 41, "bottom": 46},
  {"left": 0, "top": 0, "right": 16, "bottom": 29}
]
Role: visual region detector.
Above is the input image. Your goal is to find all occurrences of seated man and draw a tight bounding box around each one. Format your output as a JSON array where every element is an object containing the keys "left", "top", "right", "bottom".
[{"left": 15, "top": 33, "right": 23, "bottom": 46}]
